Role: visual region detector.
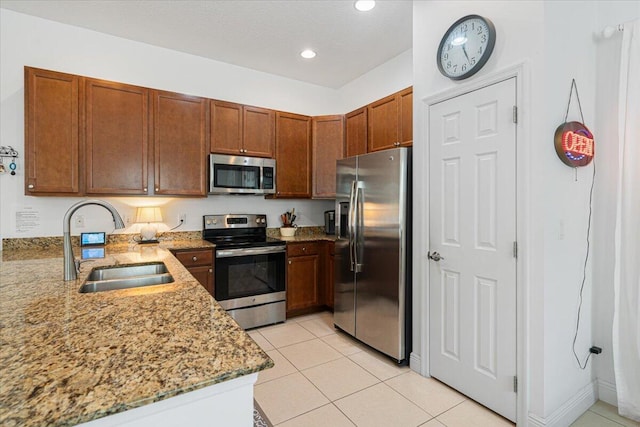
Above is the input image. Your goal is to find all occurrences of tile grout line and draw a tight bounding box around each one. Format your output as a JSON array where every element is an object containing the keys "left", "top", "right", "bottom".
[{"left": 587, "top": 408, "right": 627, "bottom": 427}]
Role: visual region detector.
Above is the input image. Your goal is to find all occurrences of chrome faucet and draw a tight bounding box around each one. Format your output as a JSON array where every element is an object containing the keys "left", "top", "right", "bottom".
[{"left": 63, "top": 199, "right": 125, "bottom": 281}]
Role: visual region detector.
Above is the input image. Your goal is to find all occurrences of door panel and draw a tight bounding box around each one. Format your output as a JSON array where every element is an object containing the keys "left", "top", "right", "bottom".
[
  {"left": 334, "top": 157, "right": 357, "bottom": 335},
  {"left": 355, "top": 149, "right": 407, "bottom": 361},
  {"left": 85, "top": 79, "right": 148, "bottom": 194},
  {"left": 429, "top": 78, "right": 517, "bottom": 421}
]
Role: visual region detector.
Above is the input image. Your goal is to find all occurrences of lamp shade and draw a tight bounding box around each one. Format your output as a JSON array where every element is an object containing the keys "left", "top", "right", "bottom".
[{"left": 136, "top": 207, "right": 163, "bottom": 223}]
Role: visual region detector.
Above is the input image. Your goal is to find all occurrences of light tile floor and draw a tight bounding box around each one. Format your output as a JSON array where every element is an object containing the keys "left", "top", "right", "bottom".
[
  {"left": 250, "top": 311, "right": 516, "bottom": 427},
  {"left": 570, "top": 400, "right": 639, "bottom": 427}
]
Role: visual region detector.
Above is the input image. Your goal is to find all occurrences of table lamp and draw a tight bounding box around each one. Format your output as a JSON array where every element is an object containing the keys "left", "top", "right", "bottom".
[{"left": 136, "top": 207, "right": 163, "bottom": 244}]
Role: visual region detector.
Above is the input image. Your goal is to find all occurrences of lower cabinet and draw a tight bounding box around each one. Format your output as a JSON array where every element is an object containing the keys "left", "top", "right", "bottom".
[
  {"left": 172, "top": 248, "right": 214, "bottom": 296},
  {"left": 323, "top": 241, "right": 335, "bottom": 310},
  {"left": 286, "top": 240, "right": 335, "bottom": 318},
  {"left": 286, "top": 242, "right": 320, "bottom": 316}
]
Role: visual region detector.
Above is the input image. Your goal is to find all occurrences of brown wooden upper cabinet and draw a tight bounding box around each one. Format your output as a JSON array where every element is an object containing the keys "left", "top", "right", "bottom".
[
  {"left": 153, "top": 91, "right": 208, "bottom": 196},
  {"left": 367, "top": 86, "right": 413, "bottom": 153},
  {"left": 210, "top": 100, "right": 274, "bottom": 158},
  {"left": 25, "top": 67, "right": 81, "bottom": 195},
  {"left": 312, "top": 115, "right": 344, "bottom": 198},
  {"left": 273, "top": 112, "right": 312, "bottom": 198},
  {"left": 345, "top": 107, "right": 367, "bottom": 158},
  {"left": 84, "top": 79, "right": 149, "bottom": 195}
]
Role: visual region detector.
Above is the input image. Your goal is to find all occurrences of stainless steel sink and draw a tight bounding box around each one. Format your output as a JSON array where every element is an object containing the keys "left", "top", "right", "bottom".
[{"left": 80, "top": 262, "right": 175, "bottom": 293}]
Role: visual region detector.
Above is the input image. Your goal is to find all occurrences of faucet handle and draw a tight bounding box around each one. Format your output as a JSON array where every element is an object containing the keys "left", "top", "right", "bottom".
[{"left": 74, "top": 259, "right": 94, "bottom": 274}]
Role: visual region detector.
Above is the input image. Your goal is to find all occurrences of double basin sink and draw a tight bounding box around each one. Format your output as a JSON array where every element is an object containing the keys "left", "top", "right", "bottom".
[{"left": 80, "top": 262, "right": 175, "bottom": 293}]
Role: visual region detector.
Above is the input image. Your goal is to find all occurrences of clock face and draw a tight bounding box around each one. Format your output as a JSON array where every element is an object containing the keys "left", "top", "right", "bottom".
[{"left": 437, "top": 15, "right": 496, "bottom": 80}]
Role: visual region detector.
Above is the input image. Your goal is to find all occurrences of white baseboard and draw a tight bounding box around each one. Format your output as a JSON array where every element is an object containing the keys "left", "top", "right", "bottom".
[
  {"left": 527, "top": 380, "right": 597, "bottom": 427},
  {"left": 597, "top": 378, "right": 618, "bottom": 407},
  {"left": 409, "top": 351, "right": 422, "bottom": 374}
]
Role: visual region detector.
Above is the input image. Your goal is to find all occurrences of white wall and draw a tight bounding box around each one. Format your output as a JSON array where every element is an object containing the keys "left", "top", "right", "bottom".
[
  {"left": 0, "top": 8, "right": 411, "bottom": 243},
  {"left": 338, "top": 48, "right": 413, "bottom": 113},
  {"left": 412, "top": 1, "right": 624, "bottom": 424},
  {"left": 592, "top": 1, "right": 640, "bottom": 406}
]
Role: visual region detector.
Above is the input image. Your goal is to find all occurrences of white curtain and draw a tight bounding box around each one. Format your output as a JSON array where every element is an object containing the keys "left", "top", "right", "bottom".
[{"left": 612, "top": 18, "right": 640, "bottom": 422}]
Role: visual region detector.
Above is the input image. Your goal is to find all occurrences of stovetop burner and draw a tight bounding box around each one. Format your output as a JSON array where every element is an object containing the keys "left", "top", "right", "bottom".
[{"left": 202, "top": 214, "right": 284, "bottom": 249}]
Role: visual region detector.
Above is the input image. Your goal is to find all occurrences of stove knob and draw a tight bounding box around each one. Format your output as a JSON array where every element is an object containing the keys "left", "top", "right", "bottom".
[
  {"left": 256, "top": 218, "right": 260, "bottom": 223},
  {"left": 206, "top": 220, "right": 212, "bottom": 225},
  {"left": 212, "top": 219, "right": 218, "bottom": 225},
  {"left": 262, "top": 218, "right": 266, "bottom": 224}
]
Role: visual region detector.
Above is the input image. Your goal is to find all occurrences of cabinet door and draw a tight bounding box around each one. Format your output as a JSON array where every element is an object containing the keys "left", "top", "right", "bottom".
[
  {"left": 25, "top": 67, "right": 80, "bottom": 195},
  {"left": 153, "top": 91, "right": 208, "bottom": 196},
  {"left": 275, "top": 112, "right": 312, "bottom": 198},
  {"left": 398, "top": 87, "right": 413, "bottom": 146},
  {"left": 312, "top": 115, "right": 344, "bottom": 199},
  {"left": 85, "top": 79, "right": 149, "bottom": 195},
  {"left": 368, "top": 93, "right": 399, "bottom": 152},
  {"left": 210, "top": 100, "right": 243, "bottom": 155},
  {"left": 188, "top": 265, "right": 215, "bottom": 296},
  {"left": 345, "top": 107, "right": 367, "bottom": 158},
  {"left": 243, "top": 106, "right": 274, "bottom": 158},
  {"left": 324, "top": 242, "right": 335, "bottom": 309},
  {"left": 287, "top": 255, "right": 320, "bottom": 312}
]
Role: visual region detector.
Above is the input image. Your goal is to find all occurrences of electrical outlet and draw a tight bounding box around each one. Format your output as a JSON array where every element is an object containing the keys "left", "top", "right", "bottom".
[
  {"left": 75, "top": 215, "right": 85, "bottom": 228},
  {"left": 179, "top": 213, "right": 186, "bottom": 223}
]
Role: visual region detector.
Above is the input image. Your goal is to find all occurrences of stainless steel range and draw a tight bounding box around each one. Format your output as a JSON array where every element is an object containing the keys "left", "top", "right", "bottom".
[{"left": 203, "top": 214, "right": 286, "bottom": 330}]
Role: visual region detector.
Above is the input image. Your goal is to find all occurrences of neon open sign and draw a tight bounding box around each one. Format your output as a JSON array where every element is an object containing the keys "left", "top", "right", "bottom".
[{"left": 554, "top": 121, "right": 594, "bottom": 167}]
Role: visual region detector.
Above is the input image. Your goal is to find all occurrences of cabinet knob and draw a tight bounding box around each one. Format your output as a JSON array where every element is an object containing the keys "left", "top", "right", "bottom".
[
  {"left": 289, "top": 260, "right": 292, "bottom": 265},
  {"left": 143, "top": 187, "right": 147, "bottom": 192},
  {"left": 302, "top": 247, "right": 306, "bottom": 251},
  {"left": 192, "top": 256, "right": 198, "bottom": 262},
  {"left": 28, "top": 184, "right": 34, "bottom": 189},
  {"left": 208, "top": 268, "right": 212, "bottom": 273},
  {"left": 155, "top": 188, "right": 159, "bottom": 192}
]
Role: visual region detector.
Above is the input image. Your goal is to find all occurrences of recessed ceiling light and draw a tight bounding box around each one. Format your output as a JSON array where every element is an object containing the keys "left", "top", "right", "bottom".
[
  {"left": 300, "top": 49, "right": 317, "bottom": 59},
  {"left": 354, "top": 0, "right": 376, "bottom": 12}
]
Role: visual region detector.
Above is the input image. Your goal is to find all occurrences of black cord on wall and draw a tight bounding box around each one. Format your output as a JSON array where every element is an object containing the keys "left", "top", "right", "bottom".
[{"left": 572, "top": 160, "right": 597, "bottom": 370}]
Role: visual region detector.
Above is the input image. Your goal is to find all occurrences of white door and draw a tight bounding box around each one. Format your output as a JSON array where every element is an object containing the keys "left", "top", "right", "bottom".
[{"left": 428, "top": 78, "right": 517, "bottom": 421}]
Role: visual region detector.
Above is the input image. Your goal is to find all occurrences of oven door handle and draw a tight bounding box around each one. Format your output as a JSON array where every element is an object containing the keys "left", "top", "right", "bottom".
[{"left": 216, "top": 246, "right": 286, "bottom": 258}]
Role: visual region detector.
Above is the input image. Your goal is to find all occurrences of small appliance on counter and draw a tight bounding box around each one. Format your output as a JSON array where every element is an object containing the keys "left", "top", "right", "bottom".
[{"left": 324, "top": 210, "right": 335, "bottom": 235}]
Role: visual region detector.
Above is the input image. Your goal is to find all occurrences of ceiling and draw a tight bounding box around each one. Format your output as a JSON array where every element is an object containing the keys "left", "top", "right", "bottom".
[{"left": 0, "top": 0, "right": 413, "bottom": 89}]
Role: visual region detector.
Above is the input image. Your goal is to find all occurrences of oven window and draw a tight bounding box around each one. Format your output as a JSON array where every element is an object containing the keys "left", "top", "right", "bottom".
[
  {"left": 215, "top": 252, "right": 285, "bottom": 300},
  {"left": 214, "top": 164, "right": 260, "bottom": 189}
]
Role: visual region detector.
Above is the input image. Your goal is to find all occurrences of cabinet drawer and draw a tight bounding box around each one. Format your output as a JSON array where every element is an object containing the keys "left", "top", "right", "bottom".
[
  {"left": 173, "top": 249, "right": 213, "bottom": 267},
  {"left": 287, "top": 242, "right": 319, "bottom": 257}
]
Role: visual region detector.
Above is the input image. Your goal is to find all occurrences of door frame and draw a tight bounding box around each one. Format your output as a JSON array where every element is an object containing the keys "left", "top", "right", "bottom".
[{"left": 413, "top": 62, "right": 531, "bottom": 426}]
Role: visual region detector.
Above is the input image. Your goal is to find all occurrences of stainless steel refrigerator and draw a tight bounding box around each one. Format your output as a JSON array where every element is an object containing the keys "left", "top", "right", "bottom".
[{"left": 334, "top": 147, "right": 411, "bottom": 363}]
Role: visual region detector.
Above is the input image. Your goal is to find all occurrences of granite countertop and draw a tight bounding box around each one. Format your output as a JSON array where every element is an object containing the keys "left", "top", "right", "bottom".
[
  {"left": 0, "top": 240, "right": 273, "bottom": 427},
  {"left": 266, "top": 227, "right": 337, "bottom": 243}
]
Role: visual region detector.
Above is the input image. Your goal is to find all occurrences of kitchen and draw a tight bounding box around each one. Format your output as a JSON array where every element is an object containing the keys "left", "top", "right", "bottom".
[{"left": 1, "top": 1, "right": 639, "bottom": 427}]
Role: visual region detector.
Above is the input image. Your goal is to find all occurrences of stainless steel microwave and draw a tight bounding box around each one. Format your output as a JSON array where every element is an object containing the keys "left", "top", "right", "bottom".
[{"left": 209, "top": 154, "right": 276, "bottom": 195}]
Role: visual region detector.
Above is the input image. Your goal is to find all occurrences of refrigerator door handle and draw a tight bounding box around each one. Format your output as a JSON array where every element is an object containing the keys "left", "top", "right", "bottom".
[
  {"left": 353, "top": 182, "right": 363, "bottom": 273},
  {"left": 348, "top": 180, "right": 358, "bottom": 272}
]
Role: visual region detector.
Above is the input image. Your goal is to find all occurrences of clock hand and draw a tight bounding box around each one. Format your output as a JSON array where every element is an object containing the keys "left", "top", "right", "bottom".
[{"left": 462, "top": 43, "right": 471, "bottom": 64}]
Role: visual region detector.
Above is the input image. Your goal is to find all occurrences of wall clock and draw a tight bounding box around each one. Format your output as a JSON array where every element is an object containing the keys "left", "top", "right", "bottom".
[{"left": 437, "top": 14, "right": 496, "bottom": 80}]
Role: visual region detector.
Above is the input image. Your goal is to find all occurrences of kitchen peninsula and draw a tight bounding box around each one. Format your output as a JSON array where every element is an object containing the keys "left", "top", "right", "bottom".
[{"left": 0, "top": 240, "right": 273, "bottom": 427}]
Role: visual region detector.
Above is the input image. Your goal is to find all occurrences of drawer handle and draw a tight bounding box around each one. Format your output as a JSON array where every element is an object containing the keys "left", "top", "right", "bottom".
[
  {"left": 302, "top": 247, "right": 306, "bottom": 251},
  {"left": 192, "top": 256, "right": 198, "bottom": 262}
]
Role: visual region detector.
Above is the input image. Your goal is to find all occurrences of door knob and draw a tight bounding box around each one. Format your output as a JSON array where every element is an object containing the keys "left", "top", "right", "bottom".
[{"left": 428, "top": 251, "right": 444, "bottom": 262}]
